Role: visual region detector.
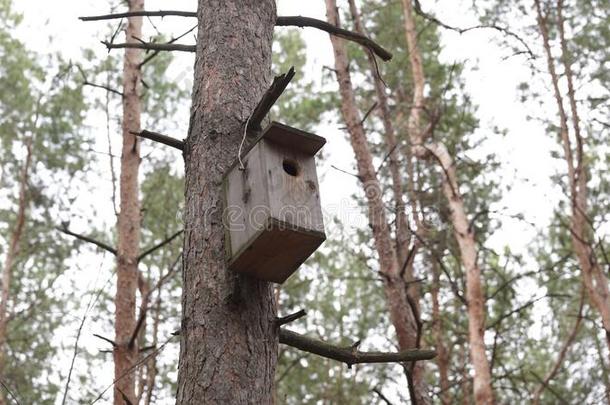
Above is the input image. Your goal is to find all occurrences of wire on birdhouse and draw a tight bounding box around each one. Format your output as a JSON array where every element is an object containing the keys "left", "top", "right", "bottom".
[{"left": 238, "top": 113, "right": 252, "bottom": 171}]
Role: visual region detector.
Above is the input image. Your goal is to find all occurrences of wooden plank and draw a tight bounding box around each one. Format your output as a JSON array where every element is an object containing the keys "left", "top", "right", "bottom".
[
  {"left": 264, "top": 140, "right": 325, "bottom": 234},
  {"left": 263, "top": 121, "right": 326, "bottom": 155},
  {"left": 228, "top": 218, "right": 326, "bottom": 283}
]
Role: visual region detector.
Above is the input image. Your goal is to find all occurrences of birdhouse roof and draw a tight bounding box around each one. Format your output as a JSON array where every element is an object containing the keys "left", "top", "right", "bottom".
[{"left": 261, "top": 121, "right": 326, "bottom": 155}]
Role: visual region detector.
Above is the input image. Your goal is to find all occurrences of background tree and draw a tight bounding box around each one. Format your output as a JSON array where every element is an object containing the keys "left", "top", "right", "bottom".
[{"left": 0, "top": 1, "right": 90, "bottom": 403}]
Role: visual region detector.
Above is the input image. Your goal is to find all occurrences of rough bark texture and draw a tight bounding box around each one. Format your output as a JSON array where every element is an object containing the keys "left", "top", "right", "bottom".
[
  {"left": 175, "top": 1, "right": 278, "bottom": 403},
  {"left": 114, "top": 1, "right": 143, "bottom": 403},
  {"left": 534, "top": 0, "right": 610, "bottom": 359},
  {"left": 400, "top": 1, "right": 495, "bottom": 403},
  {"left": 325, "top": 1, "right": 428, "bottom": 403},
  {"left": 0, "top": 137, "right": 32, "bottom": 405}
]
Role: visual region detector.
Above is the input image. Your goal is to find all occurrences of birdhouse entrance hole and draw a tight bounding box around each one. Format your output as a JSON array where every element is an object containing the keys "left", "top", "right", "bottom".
[
  {"left": 223, "top": 121, "right": 327, "bottom": 284},
  {"left": 282, "top": 159, "right": 300, "bottom": 177}
]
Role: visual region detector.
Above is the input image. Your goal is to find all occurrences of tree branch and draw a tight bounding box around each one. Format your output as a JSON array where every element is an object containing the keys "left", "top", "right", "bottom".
[
  {"left": 101, "top": 41, "right": 195, "bottom": 53},
  {"left": 275, "top": 309, "right": 306, "bottom": 327},
  {"left": 80, "top": 10, "right": 197, "bottom": 21},
  {"left": 412, "top": 0, "right": 535, "bottom": 59},
  {"left": 130, "top": 130, "right": 184, "bottom": 151},
  {"left": 247, "top": 67, "right": 296, "bottom": 131},
  {"left": 279, "top": 329, "right": 436, "bottom": 366},
  {"left": 138, "top": 230, "right": 183, "bottom": 261},
  {"left": 81, "top": 11, "right": 393, "bottom": 61},
  {"left": 276, "top": 16, "right": 392, "bottom": 61},
  {"left": 56, "top": 227, "right": 117, "bottom": 255},
  {"left": 93, "top": 333, "right": 117, "bottom": 347}
]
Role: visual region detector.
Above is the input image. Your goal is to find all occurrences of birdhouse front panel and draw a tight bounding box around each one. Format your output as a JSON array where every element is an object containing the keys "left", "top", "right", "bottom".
[{"left": 223, "top": 122, "right": 326, "bottom": 283}]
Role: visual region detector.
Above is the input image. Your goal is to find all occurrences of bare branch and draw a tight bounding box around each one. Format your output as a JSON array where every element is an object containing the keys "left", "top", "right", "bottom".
[
  {"left": 80, "top": 10, "right": 196, "bottom": 21},
  {"left": 275, "top": 309, "right": 306, "bottom": 327},
  {"left": 412, "top": 0, "right": 535, "bottom": 59},
  {"left": 276, "top": 16, "right": 392, "bottom": 61},
  {"left": 93, "top": 333, "right": 117, "bottom": 347},
  {"left": 138, "top": 24, "right": 198, "bottom": 69},
  {"left": 130, "top": 130, "right": 184, "bottom": 151},
  {"left": 279, "top": 328, "right": 436, "bottom": 366},
  {"left": 129, "top": 306, "right": 147, "bottom": 350},
  {"left": 247, "top": 67, "right": 296, "bottom": 131},
  {"left": 372, "top": 387, "right": 395, "bottom": 405},
  {"left": 138, "top": 230, "right": 183, "bottom": 261},
  {"left": 83, "top": 81, "right": 124, "bottom": 97},
  {"left": 532, "top": 289, "right": 584, "bottom": 404},
  {"left": 56, "top": 227, "right": 117, "bottom": 255},
  {"left": 101, "top": 41, "right": 195, "bottom": 53}
]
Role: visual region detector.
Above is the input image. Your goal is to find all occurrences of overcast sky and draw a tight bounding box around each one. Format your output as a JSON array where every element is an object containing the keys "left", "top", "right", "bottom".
[{"left": 13, "top": 0, "right": 561, "bottom": 254}]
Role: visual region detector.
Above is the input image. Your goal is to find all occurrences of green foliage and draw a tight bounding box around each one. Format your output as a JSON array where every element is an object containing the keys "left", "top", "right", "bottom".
[{"left": 0, "top": 1, "right": 91, "bottom": 403}]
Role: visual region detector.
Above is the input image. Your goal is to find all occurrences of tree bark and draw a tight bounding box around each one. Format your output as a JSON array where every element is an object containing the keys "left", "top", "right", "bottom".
[
  {"left": 346, "top": 0, "right": 411, "bottom": 267},
  {"left": 0, "top": 136, "right": 32, "bottom": 405},
  {"left": 325, "top": 1, "right": 428, "bottom": 403},
  {"left": 400, "top": 1, "right": 495, "bottom": 403},
  {"left": 534, "top": 0, "right": 610, "bottom": 360},
  {"left": 114, "top": 0, "right": 144, "bottom": 403},
  {"left": 175, "top": 1, "right": 278, "bottom": 403}
]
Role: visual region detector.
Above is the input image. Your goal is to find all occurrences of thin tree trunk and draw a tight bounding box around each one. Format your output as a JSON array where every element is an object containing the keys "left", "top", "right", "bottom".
[
  {"left": 531, "top": 289, "right": 584, "bottom": 404},
  {"left": 175, "top": 1, "right": 278, "bottom": 403},
  {"left": 346, "top": 0, "right": 411, "bottom": 266},
  {"left": 114, "top": 0, "right": 144, "bottom": 403},
  {"left": 534, "top": 0, "right": 610, "bottom": 359},
  {"left": 0, "top": 136, "right": 32, "bottom": 405},
  {"left": 431, "top": 259, "right": 451, "bottom": 405},
  {"left": 325, "top": 1, "right": 427, "bottom": 403},
  {"left": 400, "top": 1, "right": 494, "bottom": 403}
]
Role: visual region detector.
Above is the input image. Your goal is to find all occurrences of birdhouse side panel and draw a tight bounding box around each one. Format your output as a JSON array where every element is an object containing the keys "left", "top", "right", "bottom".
[
  {"left": 223, "top": 143, "right": 270, "bottom": 260},
  {"left": 263, "top": 140, "right": 325, "bottom": 235}
]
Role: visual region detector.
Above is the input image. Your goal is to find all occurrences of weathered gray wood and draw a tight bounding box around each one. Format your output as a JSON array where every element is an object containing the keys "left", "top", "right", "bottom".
[
  {"left": 262, "top": 121, "right": 325, "bottom": 155},
  {"left": 224, "top": 122, "right": 326, "bottom": 284},
  {"left": 229, "top": 218, "right": 325, "bottom": 283}
]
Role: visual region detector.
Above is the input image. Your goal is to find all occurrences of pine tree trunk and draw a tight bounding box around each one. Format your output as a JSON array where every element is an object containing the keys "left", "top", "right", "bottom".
[
  {"left": 325, "top": 1, "right": 428, "bottom": 403},
  {"left": 114, "top": 0, "right": 143, "bottom": 403},
  {"left": 534, "top": 0, "right": 610, "bottom": 362},
  {"left": 0, "top": 137, "right": 32, "bottom": 405},
  {"left": 400, "top": 1, "right": 495, "bottom": 403},
  {"left": 175, "top": 1, "right": 278, "bottom": 403}
]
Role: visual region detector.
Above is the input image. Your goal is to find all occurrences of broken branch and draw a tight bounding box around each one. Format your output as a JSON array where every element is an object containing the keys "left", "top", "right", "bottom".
[
  {"left": 130, "top": 130, "right": 184, "bottom": 152},
  {"left": 101, "top": 41, "right": 195, "bottom": 53},
  {"left": 247, "top": 67, "right": 296, "bottom": 131},
  {"left": 80, "top": 10, "right": 196, "bottom": 21},
  {"left": 275, "top": 309, "right": 307, "bottom": 327},
  {"left": 279, "top": 329, "right": 436, "bottom": 366}
]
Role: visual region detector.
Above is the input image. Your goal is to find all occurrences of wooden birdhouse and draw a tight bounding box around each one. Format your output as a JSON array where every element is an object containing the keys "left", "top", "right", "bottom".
[{"left": 223, "top": 121, "right": 326, "bottom": 283}]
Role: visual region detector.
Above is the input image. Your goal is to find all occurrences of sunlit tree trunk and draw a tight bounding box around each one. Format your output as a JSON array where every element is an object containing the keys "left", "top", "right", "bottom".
[
  {"left": 114, "top": 0, "right": 144, "bottom": 403},
  {"left": 325, "top": 1, "right": 428, "bottom": 403},
  {"left": 400, "top": 1, "right": 494, "bottom": 403},
  {"left": 175, "top": 1, "right": 278, "bottom": 403}
]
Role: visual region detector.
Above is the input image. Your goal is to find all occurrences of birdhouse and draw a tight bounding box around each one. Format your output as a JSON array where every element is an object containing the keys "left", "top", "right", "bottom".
[{"left": 223, "top": 121, "right": 326, "bottom": 283}]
